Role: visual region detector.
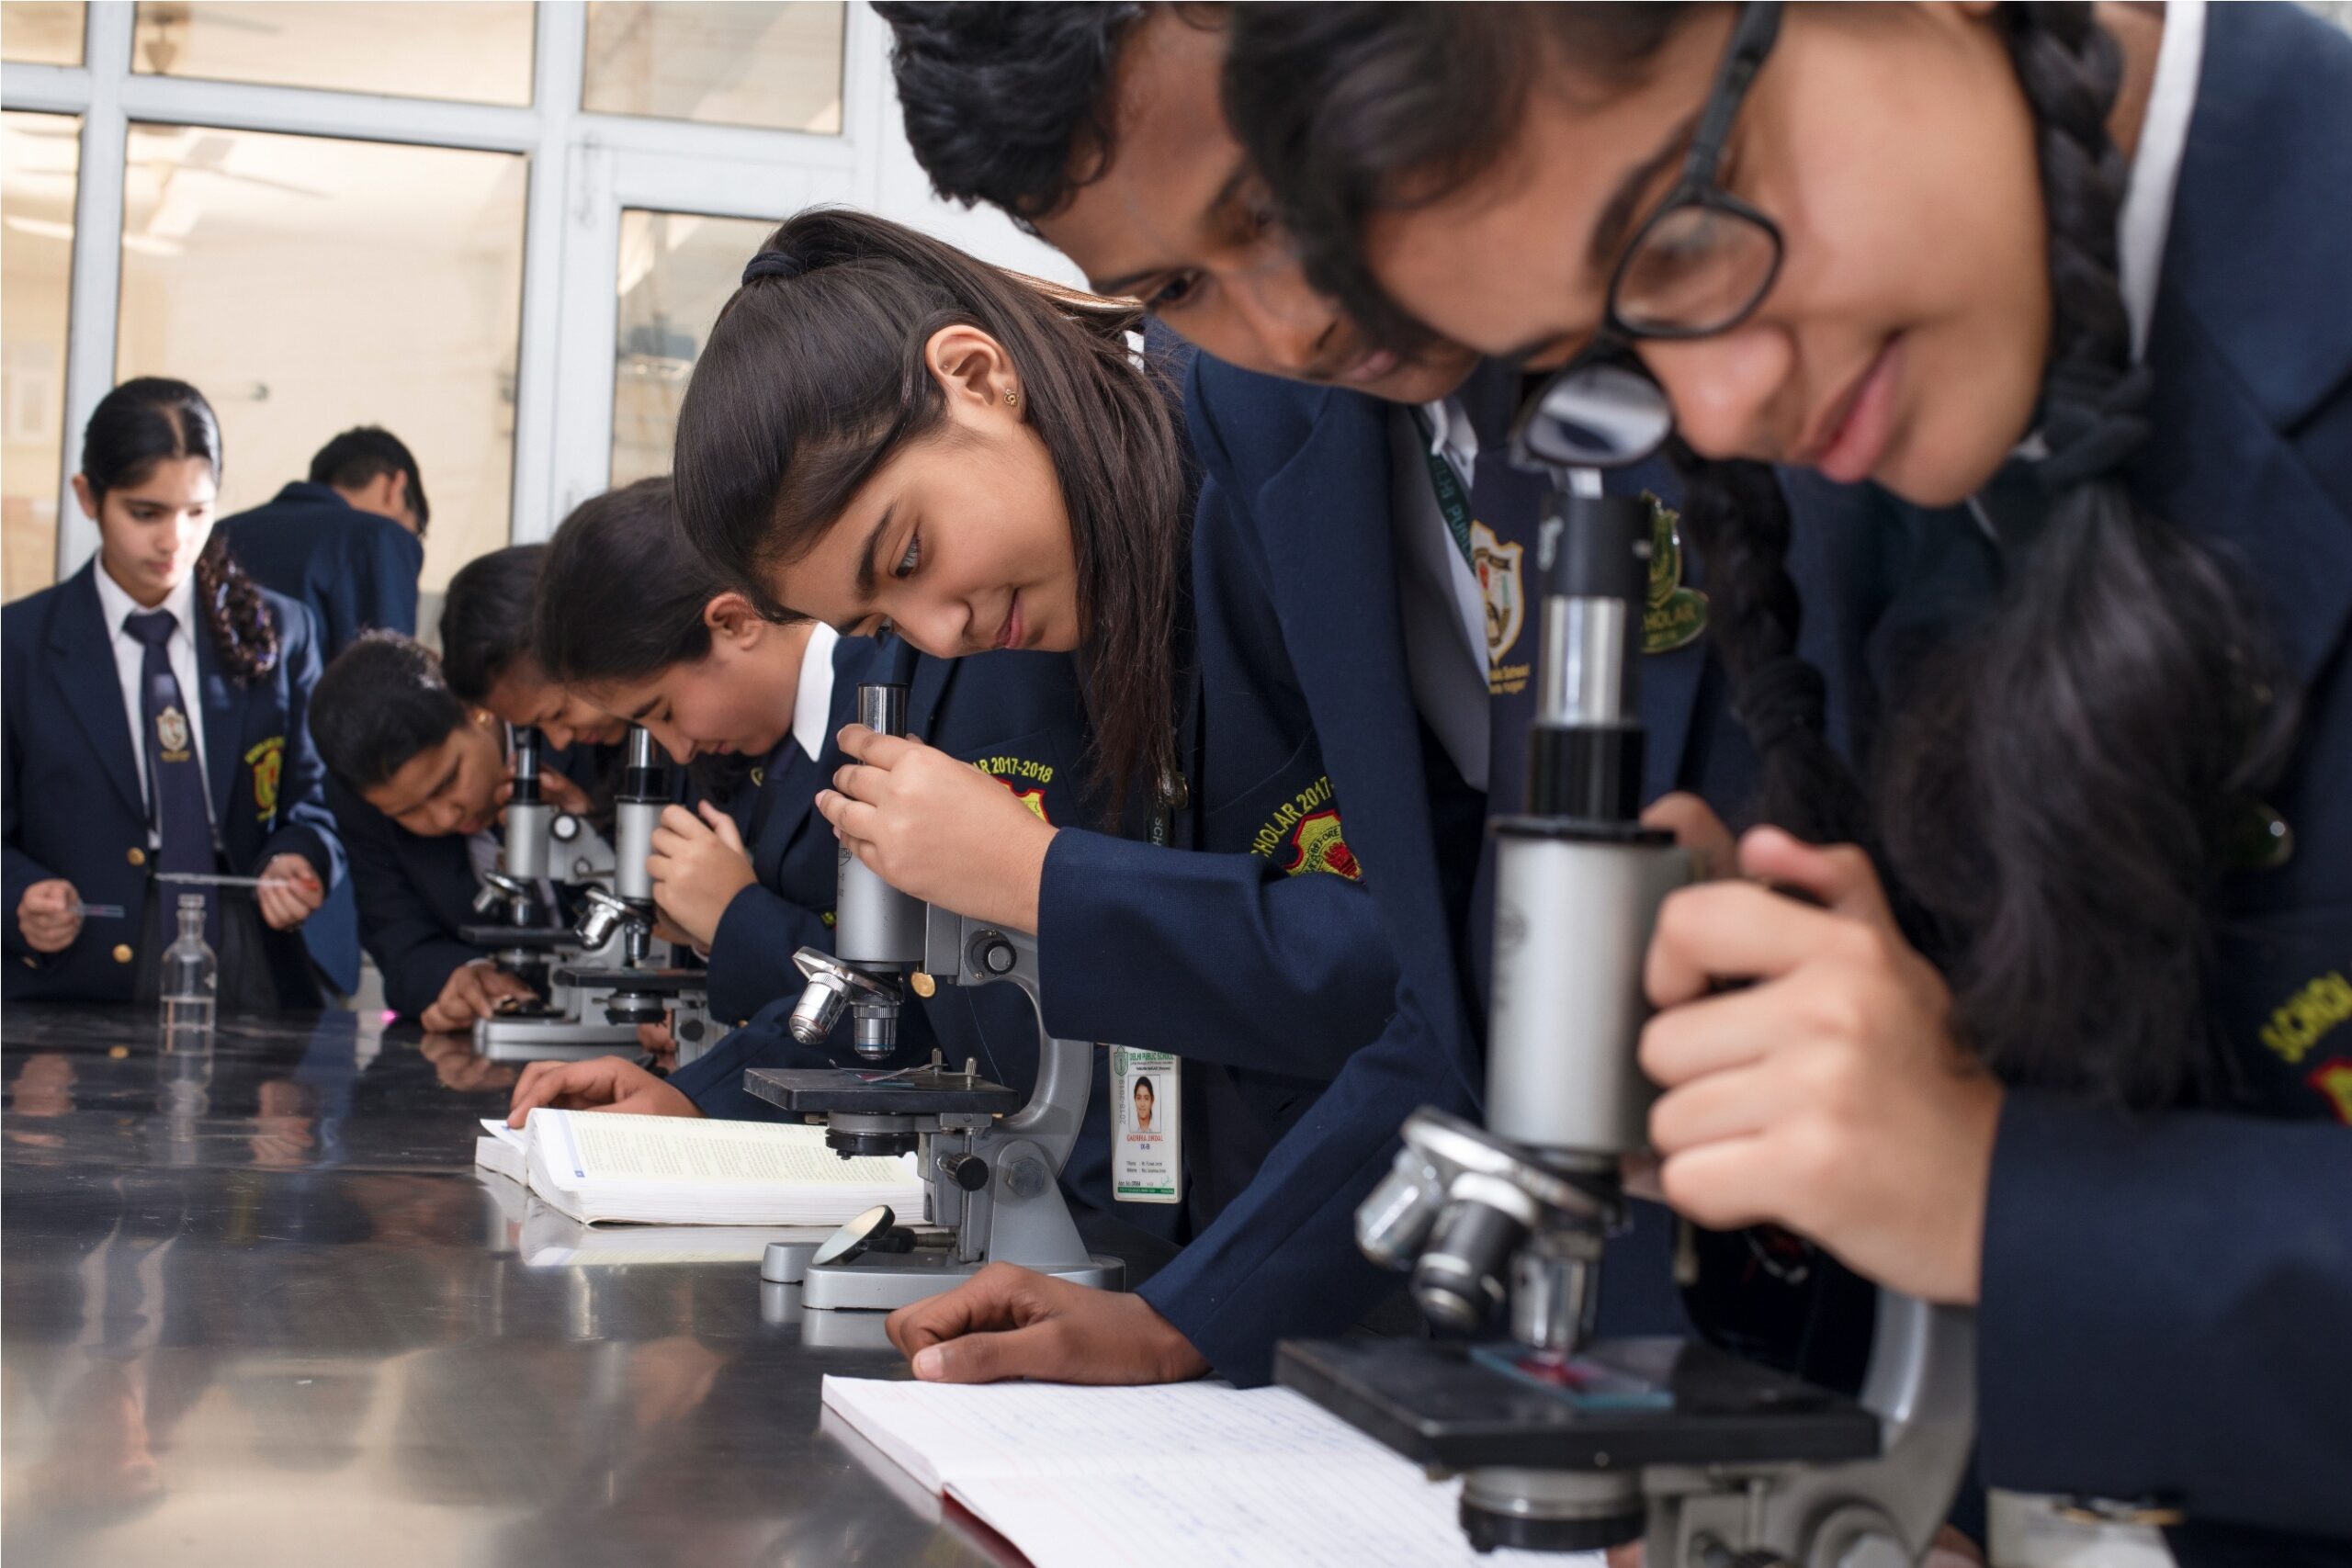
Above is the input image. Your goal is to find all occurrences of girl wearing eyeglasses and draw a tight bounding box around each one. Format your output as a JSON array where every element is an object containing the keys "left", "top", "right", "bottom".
[{"left": 1227, "top": 1, "right": 2350, "bottom": 1552}]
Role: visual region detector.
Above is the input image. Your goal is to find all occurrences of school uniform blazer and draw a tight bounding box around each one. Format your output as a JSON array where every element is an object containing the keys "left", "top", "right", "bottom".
[
  {"left": 217, "top": 484, "right": 423, "bottom": 658},
  {"left": 1032, "top": 444, "right": 1401, "bottom": 1077},
  {"left": 4, "top": 559, "right": 345, "bottom": 1004},
  {"left": 1968, "top": 6, "right": 2352, "bottom": 1552},
  {"left": 698, "top": 633, "right": 865, "bottom": 1027},
  {"left": 219, "top": 483, "right": 420, "bottom": 993},
  {"left": 1140, "top": 352, "right": 1996, "bottom": 1387}
]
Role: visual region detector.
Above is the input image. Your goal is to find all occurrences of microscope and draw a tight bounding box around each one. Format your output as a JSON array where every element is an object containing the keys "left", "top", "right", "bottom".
[
  {"left": 469, "top": 726, "right": 716, "bottom": 1065},
  {"left": 745, "top": 682, "right": 1118, "bottom": 1312},
  {"left": 1275, "top": 488, "right": 1974, "bottom": 1564}
]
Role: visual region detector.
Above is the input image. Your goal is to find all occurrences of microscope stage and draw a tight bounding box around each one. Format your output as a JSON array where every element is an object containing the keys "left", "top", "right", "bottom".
[
  {"left": 457, "top": 925, "right": 579, "bottom": 949},
  {"left": 1276, "top": 1336, "right": 1880, "bottom": 1472},
  {"left": 549, "top": 964, "right": 709, "bottom": 996},
  {"left": 744, "top": 1066, "right": 1024, "bottom": 1116}
]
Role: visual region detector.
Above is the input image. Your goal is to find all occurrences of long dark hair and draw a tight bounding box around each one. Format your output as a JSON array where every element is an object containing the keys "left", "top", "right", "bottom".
[
  {"left": 440, "top": 543, "right": 547, "bottom": 705},
  {"left": 671, "top": 208, "right": 1189, "bottom": 809},
  {"left": 80, "top": 376, "right": 277, "bottom": 682},
  {"left": 531, "top": 477, "right": 726, "bottom": 687},
  {"left": 1226, "top": 4, "right": 2292, "bottom": 1108}
]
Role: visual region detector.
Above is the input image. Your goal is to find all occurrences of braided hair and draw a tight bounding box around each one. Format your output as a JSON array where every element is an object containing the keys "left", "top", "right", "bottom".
[
  {"left": 1227, "top": 4, "right": 2291, "bottom": 1106},
  {"left": 1879, "top": 6, "right": 2290, "bottom": 1105},
  {"left": 79, "top": 377, "right": 278, "bottom": 683}
]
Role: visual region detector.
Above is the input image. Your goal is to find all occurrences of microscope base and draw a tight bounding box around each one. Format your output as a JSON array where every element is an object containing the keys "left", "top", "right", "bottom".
[
  {"left": 1276, "top": 1336, "right": 1877, "bottom": 1473},
  {"left": 802, "top": 1247, "right": 1122, "bottom": 1312},
  {"left": 474, "top": 1014, "right": 643, "bottom": 1060}
]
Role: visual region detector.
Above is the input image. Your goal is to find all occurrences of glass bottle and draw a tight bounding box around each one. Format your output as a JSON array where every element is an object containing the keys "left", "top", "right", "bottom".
[{"left": 161, "top": 894, "right": 217, "bottom": 1033}]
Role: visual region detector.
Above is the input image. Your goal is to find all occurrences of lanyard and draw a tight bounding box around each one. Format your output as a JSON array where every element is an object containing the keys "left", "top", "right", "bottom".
[{"left": 1411, "top": 408, "right": 1476, "bottom": 567}]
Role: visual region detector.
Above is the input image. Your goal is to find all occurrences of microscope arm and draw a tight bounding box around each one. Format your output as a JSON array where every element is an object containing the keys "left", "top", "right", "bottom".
[{"left": 922, "top": 908, "right": 1089, "bottom": 1179}]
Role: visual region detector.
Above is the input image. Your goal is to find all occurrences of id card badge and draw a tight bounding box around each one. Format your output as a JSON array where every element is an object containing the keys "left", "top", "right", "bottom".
[{"left": 1109, "top": 1046, "right": 1182, "bottom": 1204}]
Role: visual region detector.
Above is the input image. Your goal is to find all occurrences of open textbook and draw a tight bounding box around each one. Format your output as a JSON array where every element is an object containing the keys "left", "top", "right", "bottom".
[
  {"left": 474, "top": 1111, "right": 922, "bottom": 1227},
  {"left": 820, "top": 1375, "right": 1596, "bottom": 1568}
]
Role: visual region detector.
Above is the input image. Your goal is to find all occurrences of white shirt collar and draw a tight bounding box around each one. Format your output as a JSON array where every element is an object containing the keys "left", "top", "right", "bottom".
[
  {"left": 2118, "top": 0, "right": 2204, "bottom": 362},
  {"left": 94, "top": 556, "right": 200, "bottom": 647},
  {"left": 1419, "top": 395, "right": 1481, "bottom": 482},
  {"left": 791, "top": 623, "right": 841, "bottom": 763}
]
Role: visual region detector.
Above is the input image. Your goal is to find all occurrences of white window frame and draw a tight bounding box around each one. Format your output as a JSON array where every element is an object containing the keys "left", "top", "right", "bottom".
[{"left": 2, "top": 0, "right": 901, "bottom": 575}]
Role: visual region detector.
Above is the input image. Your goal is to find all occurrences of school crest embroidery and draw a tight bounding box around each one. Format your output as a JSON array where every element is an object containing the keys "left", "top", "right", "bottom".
[
  {"left": 155, "top": 705, "right": 191, "bottom": 763},
  {"left": 1286, "top": 808, "right": 1363, "bottom": 881},
  {"left": 1471, "top": 521, "right": 1524, "bottom": 665},
  {"left": 1643, "top": 493, "right": 1710, "bottom": 655},
  {"left": 997, "top": 777, "right": 1051, "bottom": 824},
  {"left": 244, "top": 735, "right": 285, "bottom": 819}
]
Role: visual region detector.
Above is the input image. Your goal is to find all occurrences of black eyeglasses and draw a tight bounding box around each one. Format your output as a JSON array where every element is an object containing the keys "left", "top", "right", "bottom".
[{"left": 1511, "top": 2, "right": 1786, "bottom": 471}]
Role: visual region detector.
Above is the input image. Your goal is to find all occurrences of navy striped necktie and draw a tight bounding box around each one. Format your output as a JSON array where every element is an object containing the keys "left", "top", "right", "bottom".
[{"left": 123, "top": 610, "right": 220, "bottom": 951}]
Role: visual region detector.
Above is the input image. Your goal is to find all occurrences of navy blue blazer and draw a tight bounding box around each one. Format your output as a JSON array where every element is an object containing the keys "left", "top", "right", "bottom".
[
  {"left": 4, "top": 559, "right": 345, "bottom": 1005},
  {"left": 217, "top": 483, "right": 423, "bottom": 658},
  {"left": 1965, "top": 6, "right": 2352, "bottom": 1552},
  {"left": 1141, "top": 352, "right": 1995, "bottom": 1387},
  {"left": 219, "top": 481, "right": 420, "bottom": 993}
]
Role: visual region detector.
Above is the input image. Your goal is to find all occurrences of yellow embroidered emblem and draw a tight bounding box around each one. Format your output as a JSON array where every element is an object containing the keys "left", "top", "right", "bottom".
[
  {"left": 1286, "top": 808, "right": 1363, "bottom": 881},
  {"left": 1642, "top": 492, "right": 1709, "bottom": 655},
  {"left": 156, "top": 705, "right": 191, "bottom": 763},
  {"left": 244, "top": 735, "right": 285, "bottom": 819},
  {"left": 2262, "top": 969, "right": 2352, "bottom": 1066},
  {"left": 1471, "top": 521, "right": 1528, "bottom": 695}
]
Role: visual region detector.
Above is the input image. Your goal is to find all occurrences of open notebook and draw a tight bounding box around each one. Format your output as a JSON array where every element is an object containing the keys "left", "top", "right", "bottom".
[
  {"left": 820, "top": 1375, "right": 1594, "bottom": 1568},
  {"left": 474, "top": 1110, "right": 922, "bottom": 1227}
]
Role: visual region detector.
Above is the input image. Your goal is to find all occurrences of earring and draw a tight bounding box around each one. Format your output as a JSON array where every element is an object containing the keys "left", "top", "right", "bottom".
[{"left": 1004, "top": 389, "right": 1019, "bottom": 408}]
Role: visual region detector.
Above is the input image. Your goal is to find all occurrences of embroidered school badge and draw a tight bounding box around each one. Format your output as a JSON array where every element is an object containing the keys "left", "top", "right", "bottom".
[
  {"left": 244, "top": 735, "right": 285, "bottom": 819},
  {"left": 156, "top": 705, "right": 192, "bottom": 763},
  {"left": 997, "top": 777, "right": 1051, "bottom": 824},
  {"left": 1642, "top": 492, "right": 1710, "bottom": 656},
  {"left": 1471, "top": 521, "right": 1528, "bottom": 695},
  {"left": 1286, "top": 808, "right": 1363, "bottom": 881}
]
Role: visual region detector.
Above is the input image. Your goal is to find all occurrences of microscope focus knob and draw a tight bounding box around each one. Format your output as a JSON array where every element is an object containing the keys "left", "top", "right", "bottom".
[
  {"left": 970, "top": 933, "right": 1018, "bottom": 977},
  {"left": 935, "top": 1152, "right": 989, "bottom": 1192}
]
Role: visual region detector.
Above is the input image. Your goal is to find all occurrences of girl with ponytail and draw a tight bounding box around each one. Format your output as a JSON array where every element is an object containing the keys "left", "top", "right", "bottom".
[
  {"left": 1226, "top": 1, "right": 2351, "bottom": 1547},
  {"left": 668, "top": 207, "right": 1422, "bottom": 1265},
  {"left": 6, "top": 377, "right": 345, "bottom": 1007}
]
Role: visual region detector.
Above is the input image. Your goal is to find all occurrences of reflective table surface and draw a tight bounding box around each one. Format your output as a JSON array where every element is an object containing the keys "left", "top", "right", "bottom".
[{"left": 3, "top": 1007, "right": 1003, "bottom": 1568}]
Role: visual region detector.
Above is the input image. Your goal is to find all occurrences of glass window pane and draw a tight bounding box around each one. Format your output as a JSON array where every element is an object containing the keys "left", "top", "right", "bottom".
[
  {"left": 3, "top": 111, "right": 78, "bottom": 600},
  {"left": 2, "top": 2, "right": 85, "bottom": 66},
  {"left": 116, "top": 126, "right": 526, "bottom": 600},
  {"left": 583, "top": 4, "right": 843, "bottom": 134},
  {"left": 612, "top": 209, "right": 776, "bottom": 487},
  {"left": 131, "top": 3, "right": 535, "bottom": 107}
]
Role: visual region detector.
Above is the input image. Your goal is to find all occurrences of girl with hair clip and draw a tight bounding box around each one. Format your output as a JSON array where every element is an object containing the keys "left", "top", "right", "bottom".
[
  {"left": 5, "top": 377, "right": 345, "bottom": 1008},
  {"left": 1226, "top": 1, "right": 2352, "bottom": 1555},
  {"left": 668, "top": 207, "right": 1432, "bottom": 1323}
]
